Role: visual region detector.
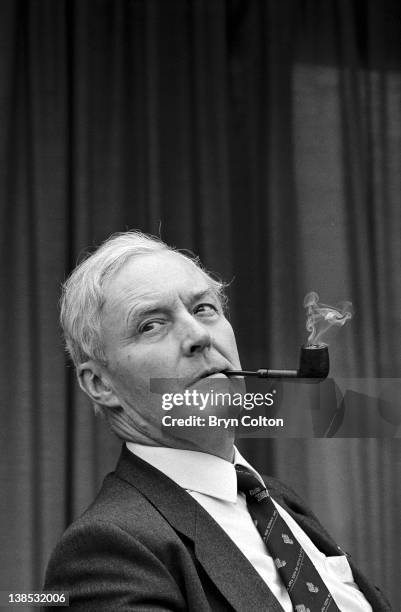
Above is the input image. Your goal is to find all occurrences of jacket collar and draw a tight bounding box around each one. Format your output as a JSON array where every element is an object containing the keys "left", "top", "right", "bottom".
[{"left": 115, "top": 444, "right": 284, "bottom": 612}]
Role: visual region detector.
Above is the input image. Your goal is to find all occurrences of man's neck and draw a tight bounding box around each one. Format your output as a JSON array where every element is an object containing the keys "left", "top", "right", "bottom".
[{"left": 106, "top": 405, "right": 236, "bottom": 461}]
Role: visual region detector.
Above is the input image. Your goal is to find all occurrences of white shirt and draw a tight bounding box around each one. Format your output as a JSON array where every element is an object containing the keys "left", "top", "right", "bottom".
[{"left": 126, "top": 443, "right": 372, "bottom": 612}]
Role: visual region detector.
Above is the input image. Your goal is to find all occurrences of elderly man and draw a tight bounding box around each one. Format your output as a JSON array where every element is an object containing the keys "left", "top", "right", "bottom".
[{"left": 44, "top": 231, "right": 390, "bottom": 611}]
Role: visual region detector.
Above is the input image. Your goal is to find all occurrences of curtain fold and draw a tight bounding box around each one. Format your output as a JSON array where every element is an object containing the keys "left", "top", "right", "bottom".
[{"left": 0, "top": 1, "right": 400, "bottom": 608}]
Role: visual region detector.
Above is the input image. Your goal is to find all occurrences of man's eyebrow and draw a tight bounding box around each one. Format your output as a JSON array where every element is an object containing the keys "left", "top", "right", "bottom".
[
  {"left": 125, "top": 302, "right": 167, "bottom": 329},
  {"left": 191, "top": 288, "right": 220, "bottom": 302}
]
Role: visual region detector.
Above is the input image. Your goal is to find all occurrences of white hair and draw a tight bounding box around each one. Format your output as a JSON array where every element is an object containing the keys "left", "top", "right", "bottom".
[{"left": 60, "top": 230, "right": 226, "bottom": 367}]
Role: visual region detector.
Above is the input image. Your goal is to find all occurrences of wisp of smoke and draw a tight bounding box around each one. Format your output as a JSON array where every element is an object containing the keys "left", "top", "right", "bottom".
[{"left": 304, "top": 291, "right": 353, "bottom": 346}]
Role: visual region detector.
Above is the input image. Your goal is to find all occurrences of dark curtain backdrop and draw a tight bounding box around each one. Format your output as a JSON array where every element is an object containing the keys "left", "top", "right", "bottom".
[{"left": 0, "top": 0, "right": 400, "bottom": 609}]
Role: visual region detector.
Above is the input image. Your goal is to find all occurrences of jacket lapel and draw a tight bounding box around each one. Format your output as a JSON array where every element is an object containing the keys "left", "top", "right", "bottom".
[
  {"left": 194, "top": 502, "right": 285, "bottom": 612},
  {"left": 116, "top": 445, "right": 284, "bottom": 612}
]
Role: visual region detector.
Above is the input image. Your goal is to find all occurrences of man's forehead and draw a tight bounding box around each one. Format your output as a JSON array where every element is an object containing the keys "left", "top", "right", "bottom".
[{"left": 102, "top": 251, "right": 217, "bottom": 309}]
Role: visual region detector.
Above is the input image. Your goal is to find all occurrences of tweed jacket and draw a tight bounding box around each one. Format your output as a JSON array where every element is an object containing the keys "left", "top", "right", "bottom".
[{"left": 43, "top": 445, "right": 392, "bottom": 611}]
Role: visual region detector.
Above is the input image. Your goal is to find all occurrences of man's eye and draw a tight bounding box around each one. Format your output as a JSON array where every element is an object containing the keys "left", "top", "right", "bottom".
[
  {"left": 194, "top": 303, "right": 218, "bottom": 316},
  {"left": 139, "top": 320, "right": 164, "bottom": 334}
]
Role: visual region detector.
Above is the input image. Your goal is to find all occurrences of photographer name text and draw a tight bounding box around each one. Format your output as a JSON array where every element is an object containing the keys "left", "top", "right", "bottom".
[{"left": 162, "top": 415, "right": 284, "bottom": 428}]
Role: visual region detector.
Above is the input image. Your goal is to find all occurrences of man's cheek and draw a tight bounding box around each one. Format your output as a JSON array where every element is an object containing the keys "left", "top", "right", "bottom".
[
  {"left": 223, "top": 320, "right": 240, "bottom": 349},
  {"left": 112, "top": 368, "right": 146, "bottom": 401}
]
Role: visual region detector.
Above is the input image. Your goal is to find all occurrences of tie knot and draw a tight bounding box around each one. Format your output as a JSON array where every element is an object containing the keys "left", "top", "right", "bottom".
[{"left": 235, "top": 465, "right": 268, "bottom": 501}]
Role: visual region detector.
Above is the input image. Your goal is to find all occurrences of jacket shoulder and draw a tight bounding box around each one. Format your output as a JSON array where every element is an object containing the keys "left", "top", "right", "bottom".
[{"left": 43, "top": 473, "right": 195, "bottom": 611}]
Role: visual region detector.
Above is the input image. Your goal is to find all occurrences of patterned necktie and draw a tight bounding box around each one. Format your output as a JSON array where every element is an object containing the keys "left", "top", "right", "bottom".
[{"left": 235, "top": 465, "right": 340, "bottom": 612}]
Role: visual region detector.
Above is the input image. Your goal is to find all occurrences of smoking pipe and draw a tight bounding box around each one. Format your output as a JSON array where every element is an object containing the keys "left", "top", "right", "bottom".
[{"left": 225, "top": 344, "right": 329, "bottom": 382}]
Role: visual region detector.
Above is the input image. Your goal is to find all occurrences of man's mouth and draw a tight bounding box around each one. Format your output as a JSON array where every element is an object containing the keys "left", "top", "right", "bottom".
[{"left": 189, "top": 367, "right": 228, "bottom": 387}]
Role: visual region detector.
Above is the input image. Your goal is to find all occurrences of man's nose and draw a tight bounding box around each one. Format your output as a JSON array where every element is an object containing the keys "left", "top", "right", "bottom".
[{"left": 180, "top": 314, "right": 212, "bottom": 356}]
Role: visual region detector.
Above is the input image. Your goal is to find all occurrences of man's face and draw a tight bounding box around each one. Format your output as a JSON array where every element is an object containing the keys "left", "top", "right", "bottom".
[{"left": 98, "top": 250, "right": 243, "bottom": 447}]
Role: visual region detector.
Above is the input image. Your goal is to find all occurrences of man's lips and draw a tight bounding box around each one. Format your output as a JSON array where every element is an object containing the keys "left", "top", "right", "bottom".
[
  {"left": 187, "top": 368, "right": 228, "bottom": 387},
  {"left": 201, "top": 372, "right": 227, "bottom": 381}
]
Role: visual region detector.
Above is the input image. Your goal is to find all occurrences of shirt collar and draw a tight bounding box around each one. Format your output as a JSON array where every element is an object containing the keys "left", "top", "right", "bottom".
[{"left": 126, "top": 442, "right": 265, "bottom": 503}]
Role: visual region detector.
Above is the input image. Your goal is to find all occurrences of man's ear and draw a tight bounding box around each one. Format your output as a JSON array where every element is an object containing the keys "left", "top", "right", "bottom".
[{"left": 77, "top": 361, "right": 121, "bottom": 408}]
